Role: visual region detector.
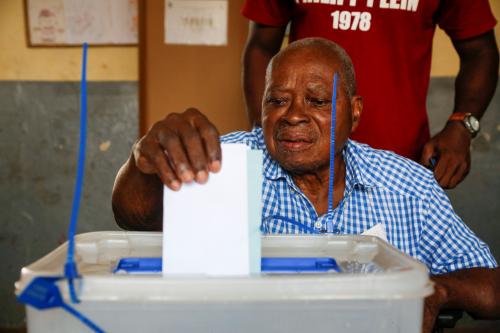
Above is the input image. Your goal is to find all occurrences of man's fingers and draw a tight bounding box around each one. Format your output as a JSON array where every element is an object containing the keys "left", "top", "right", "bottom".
[
  {"left": 133, "top": 108, "right": 221, "bottom": 189},
  {"left": 152, "top": 150, "right": 181, "bottom": 190},
  {"left": 134, "top": 138, "right": 160, "bottom": 174},
  {"left": 174, "top": 120, "right": 210, "bottom": 184},
  {"left": 422, "top": 303, "right": 437, "bottom": 333},
  {"left": 433, "top": 155, "right": 449, "bottom": 183},
  {"left": 134, "top": 137, "right": 181, "bottom": 190},
  {"left": 157, "top": 126, "right": 195, "bottom": 184},
  {"left": 424, "top": 124, "right": 472, "bottom": 188},
  {"left": 438, "top": 157, "right": 460, "bottom": 189},
  {"left": 135, "top": 154, "right": 156, "bottom": 174},
  {"left": 420, "top": 142, "right": 436, "bottom": 167},
  {"left": 448, "top": 162, "right": 468, "bottom": 189},
  {"left": 192, "top": 113, "right": 221, "bottom": 173}
]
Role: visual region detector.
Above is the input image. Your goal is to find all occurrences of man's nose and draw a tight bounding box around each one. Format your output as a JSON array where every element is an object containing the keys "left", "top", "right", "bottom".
[{"left": 282, "top": 98, "right": 308, "bottom": 124}]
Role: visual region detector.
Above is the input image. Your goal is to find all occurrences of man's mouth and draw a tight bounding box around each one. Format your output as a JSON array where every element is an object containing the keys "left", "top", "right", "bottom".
[{"left": 276, "top": 134, "right": 314, "bottom": 152}]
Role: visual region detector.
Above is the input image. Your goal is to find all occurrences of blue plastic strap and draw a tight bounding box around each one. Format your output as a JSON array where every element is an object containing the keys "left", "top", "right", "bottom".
[
  {"left": 262, "top": 215, "right": 319, "bottom": 234},
  {"left": 64, "top": 42, "right": 88, "bottom": 304},
  {"left": 18, "top": 43, "right": 105, "bottom": 333},
  {"left": 327, "top": 73, "right": 338, "bottom": 229},
  {"left": 17, "top": 277, "right": 64, "bottom": 310},
  {"left": 261, "top": 74, "right": 338, "bottom": 234},
  {"left": 17, "top": 277, "right": 105, "bottom": 333},
  {"left": 61, "top": 303, "right": 105, "bottom": 333},
  {"left": 63, "top": 42, "right": 105, "bottom": 332}
]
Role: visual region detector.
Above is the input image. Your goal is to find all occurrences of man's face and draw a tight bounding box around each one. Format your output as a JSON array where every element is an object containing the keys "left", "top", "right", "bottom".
[{"left": 262, "top": 48, "right": 361, "bottom": 175}]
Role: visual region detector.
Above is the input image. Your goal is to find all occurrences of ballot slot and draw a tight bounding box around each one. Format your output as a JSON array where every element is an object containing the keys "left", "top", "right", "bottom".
[{"left": 113, "top": 257, "right": 341, "bottom": 275}]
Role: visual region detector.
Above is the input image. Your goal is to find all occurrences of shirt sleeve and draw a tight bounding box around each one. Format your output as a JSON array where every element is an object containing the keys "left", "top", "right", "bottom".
[
  {"left": 220, "top": 127, "right": 265, "bottom": 150},
  {"left": 241, "top": 0, "right": 293, "bottom": 27},
  {"left": 419, "top": 180, "right": 497, "bottom": 275},
  {"left": 437, "top": 0, "right": 497, "bottom": 41}
]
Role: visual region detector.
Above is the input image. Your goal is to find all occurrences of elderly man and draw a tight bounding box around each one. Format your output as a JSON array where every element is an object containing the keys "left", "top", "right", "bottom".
[{"left": 112, "top": 38, "right": 499, "bottom": 332}]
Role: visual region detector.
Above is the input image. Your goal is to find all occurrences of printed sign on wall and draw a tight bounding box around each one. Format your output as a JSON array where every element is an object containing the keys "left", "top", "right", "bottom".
[
  {"left": 164, "top": 0, "right": 228, "bottom": 46},
  {"left": 27, "top": 0, "right": 138, "bottom": 45}
]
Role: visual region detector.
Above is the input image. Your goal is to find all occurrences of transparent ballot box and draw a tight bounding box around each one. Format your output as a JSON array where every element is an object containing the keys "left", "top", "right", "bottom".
[{"left": 16, "top": 232, "right": 433, "bottom": 333}]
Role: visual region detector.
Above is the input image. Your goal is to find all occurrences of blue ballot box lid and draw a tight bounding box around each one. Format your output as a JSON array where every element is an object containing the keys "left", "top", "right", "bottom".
[{"left": 114, "top": 257, "right": 340, "bottom": 274}]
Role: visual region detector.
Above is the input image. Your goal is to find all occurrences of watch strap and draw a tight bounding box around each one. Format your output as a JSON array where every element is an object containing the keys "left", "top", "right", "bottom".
[
  {"left": 447, "top": 112, "right": 479, "bottom": 138},
  {"left": 448, "top": 112, "right": 470, "bottom": 122}
]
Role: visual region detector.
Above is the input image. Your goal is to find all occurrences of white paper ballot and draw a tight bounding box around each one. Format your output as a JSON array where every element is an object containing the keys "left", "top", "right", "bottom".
[{"left": 163, "top": 144, "right": 262, "bottom": 275}]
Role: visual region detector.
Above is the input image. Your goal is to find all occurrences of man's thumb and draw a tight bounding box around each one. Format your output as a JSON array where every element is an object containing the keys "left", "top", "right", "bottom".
[{"left": 420, "top": 142, "right": 436, "bottom": 167}]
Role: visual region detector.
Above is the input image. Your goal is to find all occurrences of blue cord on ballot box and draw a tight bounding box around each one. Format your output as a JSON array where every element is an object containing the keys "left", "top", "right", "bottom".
[
  {"left": 64, "top": 42, "right": 88, "bottom": 305},
  {"left": 62, "top": 42, "right": 105, "bottom": 333},
  {"left": 261, "top": 73, "right": 339, "bottom": 233},
  {"left": 17, "top": 42, "right": 105, "bottom": 333},
  {"left": 327, "top": 73, "right": 338, "bottom": 230}
]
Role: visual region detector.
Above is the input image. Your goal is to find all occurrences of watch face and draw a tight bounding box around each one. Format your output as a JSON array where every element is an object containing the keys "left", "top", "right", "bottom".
[{"left": 468, "top": 116, "right": 480, "bottom": 132}]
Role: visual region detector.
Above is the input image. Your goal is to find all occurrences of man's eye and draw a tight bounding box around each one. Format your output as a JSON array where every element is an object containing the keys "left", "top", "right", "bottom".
[
  {"left": 308, "top": 98, "right": 330, "bottom": 107},
  {"left": 266, "top": 97, "right": 287, "bottom": 106}
]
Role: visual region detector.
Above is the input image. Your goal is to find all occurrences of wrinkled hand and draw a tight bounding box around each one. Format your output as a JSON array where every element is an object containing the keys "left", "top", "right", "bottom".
[
  {"left": 422, "top": 282, "right": 448, "bottom": 333},
  {"left": 133, "top": 108, "right": 221, "bottom": 191},
  {"left": 420, "top": 122, "right": 471, "bottom": 189}
]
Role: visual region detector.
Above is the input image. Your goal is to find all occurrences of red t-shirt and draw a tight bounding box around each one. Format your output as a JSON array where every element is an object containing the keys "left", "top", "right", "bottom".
[{"left": 242, "top": 0, "right": 496, "bottom": 160}]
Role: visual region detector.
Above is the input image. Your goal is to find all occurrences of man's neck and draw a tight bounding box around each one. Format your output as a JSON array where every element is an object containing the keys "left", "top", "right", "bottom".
[{"left": 292, "top": 155, "right": 346, "bottom": 216}]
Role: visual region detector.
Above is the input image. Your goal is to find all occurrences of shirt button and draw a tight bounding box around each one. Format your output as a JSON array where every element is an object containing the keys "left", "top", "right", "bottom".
[{"left": 314, "top": 221, "right": 322, "bottom": 229}]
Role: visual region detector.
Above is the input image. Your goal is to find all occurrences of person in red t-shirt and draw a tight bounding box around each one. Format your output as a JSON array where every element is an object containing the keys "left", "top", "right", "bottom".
[{"left": 242, "top": 0, "right": 498, "bottom": 189}]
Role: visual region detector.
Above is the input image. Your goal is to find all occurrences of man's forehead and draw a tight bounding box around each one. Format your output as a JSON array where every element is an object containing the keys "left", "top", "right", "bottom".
[
  {"left": 266, "top": 46, "right": 343, "bottom": 90},
  {"left": 272, "top": 54, "right": 338, "bottom": 78},
  {"left": 277, "top": 46, "right": 340, "bottom": 66},
  {"left": 268, "top": 69, "right": 333, "bottom": 89},
  {"left": 269, "top": 72, "right": 333, "bottom": 85}
]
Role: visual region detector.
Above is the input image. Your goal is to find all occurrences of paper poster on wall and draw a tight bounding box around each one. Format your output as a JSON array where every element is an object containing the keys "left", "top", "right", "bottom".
[
  {"left": 164, "top": 0, "right": 228, "bottom": 46},
  {"left": 27, "top": 0, "right": 138, "bottom": 45}
]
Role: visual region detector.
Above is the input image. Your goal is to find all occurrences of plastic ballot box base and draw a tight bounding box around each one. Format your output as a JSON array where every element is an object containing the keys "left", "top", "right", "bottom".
[{"left": 16, "top": 232, "right": 433, "bottom": 333}]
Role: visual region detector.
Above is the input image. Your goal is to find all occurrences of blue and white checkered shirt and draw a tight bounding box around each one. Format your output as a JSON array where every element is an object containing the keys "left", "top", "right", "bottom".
[{"left": 221, "top": 127, "right": 497, "bottom": 275}]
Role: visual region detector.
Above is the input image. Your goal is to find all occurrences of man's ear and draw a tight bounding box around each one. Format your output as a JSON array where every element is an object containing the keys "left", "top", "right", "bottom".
[{"left": 350, "top": 95, "right": 362, "bottom": 132}]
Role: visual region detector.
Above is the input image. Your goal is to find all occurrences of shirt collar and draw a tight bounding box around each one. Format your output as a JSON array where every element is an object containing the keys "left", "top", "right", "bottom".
[
  {"left": 262, "top": 150, "right": 288, "bottom": 181},
  {"left": 342, "top": 140, "right": 379, "bottom": 189}
]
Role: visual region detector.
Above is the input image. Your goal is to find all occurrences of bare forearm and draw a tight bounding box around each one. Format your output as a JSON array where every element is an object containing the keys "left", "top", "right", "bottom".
[
  {"left": 242, "top": 23, "right": 286, "bottom": 127},
  {"left": 243, "top": 46, "right": 272, "bottom": 127},
  {"left": 432, "top": 268, "right": 500, "bottom": 319},
  {"left": 453, "top": 31, "right": 499, "bottom": 119},
  {"left": 112, "top": 155, "right": 163, "bottom": 231},
  {"left": 421, "top": 32, "right": 499, "bottom": 188}
]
